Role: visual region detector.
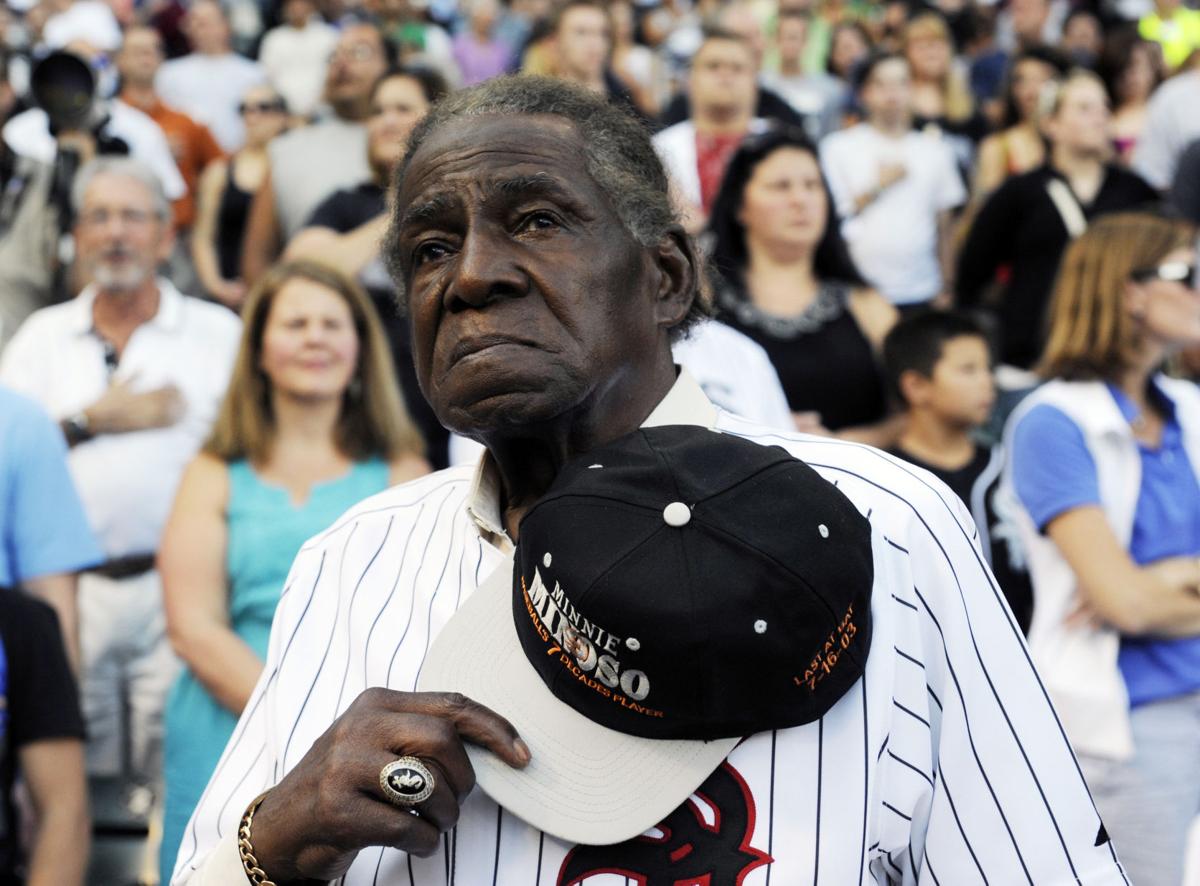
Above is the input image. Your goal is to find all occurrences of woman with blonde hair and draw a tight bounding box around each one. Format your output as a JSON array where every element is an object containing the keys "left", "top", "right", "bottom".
[
  {"left": 903, "top": 12, "right": 986, "bottom": 151},
  {"left": 156, "top": 260, "right": 429, "bottom": 883},
  {"left": 1004, "top": 211, "right": 1200, "bottom": 885}
]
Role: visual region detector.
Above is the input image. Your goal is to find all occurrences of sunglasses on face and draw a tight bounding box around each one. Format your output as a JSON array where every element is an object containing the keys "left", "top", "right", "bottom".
[
  {"left": 238, "top": 100, "right": 286, "bottom": 115},
  {"left": 1131, "top": 260, "right": 1199, "bottom": 289}
]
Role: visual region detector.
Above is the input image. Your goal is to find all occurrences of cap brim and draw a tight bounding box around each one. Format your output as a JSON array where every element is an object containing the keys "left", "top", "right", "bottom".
[{"left": 417, "top": 556, "right": 738, "bottom": 846}]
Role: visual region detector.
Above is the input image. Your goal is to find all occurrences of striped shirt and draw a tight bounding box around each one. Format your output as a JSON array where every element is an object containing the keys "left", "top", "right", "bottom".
[{"left": 174, "top": 371, "right": 1128, "bottom": 885}]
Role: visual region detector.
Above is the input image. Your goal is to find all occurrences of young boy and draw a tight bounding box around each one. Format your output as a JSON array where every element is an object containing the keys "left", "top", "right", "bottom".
[{"left": 883, "top": 311, "right": 1034, "bottom": 632}]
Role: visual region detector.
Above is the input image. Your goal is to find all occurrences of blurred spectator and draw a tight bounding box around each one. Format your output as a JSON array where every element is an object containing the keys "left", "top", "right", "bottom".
[
  {"left": 370, "top": 0, "right": 462, "bottom": 86},
  {"left": 997, "top": 0, "right": 1064, "bottom": 52},
  {"left": 3, "top": 50, "right": 186, "bottom": 204},
  {"left": 240, "top": 23, "right": 389, "bottom": 284},
  {"left": 883, "top": 310, "right": 1033, "bottom": 631},
  {"left": 1138, "top": 0, "right": 1200, "bottom": 70},
  {"left": 157, "top": 260, "right": 428, "bottom": 885},
  {"left": 821, "top": 53, "right": 966, "bottom": 309},
  {"left": 610, "top": 0, "right": 667, "bottom": 116},
  {"left": 541, "top": 0, "right": 635, "bottom": 109},
  {"left": 1101, "top": 30, "right": 1163, "bottom": 166},
  {"left": 1131, "top": 62, "right": 1200, "bottom": 190},
  {"left": 972, "top": 45, "right": 1067, "bottom": 197},
  {"left": 903, "top": 12, "right": 988, "bottom": 164},
  {"left": 285, "top": 67, "right": 450, "bottom": 465},
  {"left": 1005, "top": 210, "right": 1200, "bottom": 886},
  {"left": 0, "top": 158, "right": 241, "bottom": 798},
  {"left": 958, "top": 70, "right": 1157, "bottom": 370},
  {"left": 0, "top": 386, "right": 101, "bottom": 670},
  {"left": 654, "top": 28, "right": 765, "bottom": 229},
  {"left": 1059, "top": 8, "right": 1103, "bottom": 68},
  {"left": 0, "top": 589, "right": 89, "bottom": 886},
  {"left": 116, "top": 25, "right": 224, "bottom": 233},
  {"left": 826, "top": 19, "right": 873, "bottom": 86},
  {"left": 257, "top": 0, "right": 339, "bottom": 119},
  {"left": 709, "top": 127, "right": 899, "bottom": 442},
  {"left": 191, "top": 84, "right": 288, "bottom": 309},
  {"left": 451, "top": 0, "right": 512, "bottom": 86},
  {"left": 154, "top": 0, "right": 267, "bottom": 152},
  {"left": 761, "top": 9, "right": 845, "bottom": 140},
  {"left": 658, "top": 1, "right": 805, "bottom": 130}
]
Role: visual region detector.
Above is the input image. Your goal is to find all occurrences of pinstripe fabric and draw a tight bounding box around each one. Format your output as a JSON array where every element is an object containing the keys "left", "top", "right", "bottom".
[{"left": 173, "top": 375, "right": 1129, "bottom": 886}]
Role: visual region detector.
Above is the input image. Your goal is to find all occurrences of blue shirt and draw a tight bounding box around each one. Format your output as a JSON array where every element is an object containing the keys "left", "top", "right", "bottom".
[
  {"left": 0, "top": 387, "right": 102, "bottom": 586},
  {"left": 1011, "top": 382, "right": 1200, "bottom": 707}
]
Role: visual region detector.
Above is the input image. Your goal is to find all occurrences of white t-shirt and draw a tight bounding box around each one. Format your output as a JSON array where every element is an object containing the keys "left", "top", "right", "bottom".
[
  {"left": 175, "top": 371, "right": 1128, "bottom": 886},
  {"left": 258, "top": 20, "right": 339, "bottom": 118},
  {"left": 155, "top": 53, "right": 267, "bottom": 152},
  {"left": 0, "top": 280, "right": 241, "bottom": 556},
  {"left": 820, "top": 124, "right": 966, "bottom": 305},
  {"left": 2, "top": 102, "right": 187, "bottom": 200}
]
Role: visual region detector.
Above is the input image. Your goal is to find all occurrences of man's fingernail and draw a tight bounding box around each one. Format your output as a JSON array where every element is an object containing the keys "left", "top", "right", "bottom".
[{"left": 513, "top": 738, "right": 531, "bottom": 764}]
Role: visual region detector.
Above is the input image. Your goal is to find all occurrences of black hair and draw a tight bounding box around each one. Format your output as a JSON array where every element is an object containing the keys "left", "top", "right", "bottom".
[
  {"left": 372, "top": 64, "right": 450, "bottom": 106},
  {"left": 882, "top": 310, "right": 988, "bottom": 406},
  {"left": 1000, "top": 44, "right": 1070, "bottom": 128},
  {"left": 705, "top": 125, "right": 868, "bottom": 292},
  {"left": 826, "top": 21, "right": 873, "bottom": 78},
  {"left": 1098, "top": 27, "right": 1160, "bottom": 107}
]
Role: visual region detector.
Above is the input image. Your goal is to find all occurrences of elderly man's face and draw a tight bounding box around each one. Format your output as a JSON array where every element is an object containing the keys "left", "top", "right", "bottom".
[
  {"left": 393, "top": 114, "right": 672, "bottom": 436},
  {"left": 74, "top": 173, "right": 173, "bottom": 293}
]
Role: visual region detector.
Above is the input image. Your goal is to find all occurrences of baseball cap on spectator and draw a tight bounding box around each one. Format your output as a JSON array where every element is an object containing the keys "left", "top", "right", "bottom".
[{"left": 420, "top": 424, "right": 874, "bottom": 845}]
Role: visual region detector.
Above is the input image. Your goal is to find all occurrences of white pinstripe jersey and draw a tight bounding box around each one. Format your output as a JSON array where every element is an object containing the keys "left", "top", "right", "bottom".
[{"left": 174, "top": 373, "right": 1129, "bottom": 886}]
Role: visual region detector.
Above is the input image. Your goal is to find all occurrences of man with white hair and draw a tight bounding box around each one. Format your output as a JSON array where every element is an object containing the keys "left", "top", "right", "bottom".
[{"left": 0, "top": 157, "right": 241, "bottom": 796}]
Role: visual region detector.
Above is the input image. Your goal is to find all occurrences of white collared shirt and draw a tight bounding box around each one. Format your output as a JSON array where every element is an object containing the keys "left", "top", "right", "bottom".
[
  {"left": 0, "top": 279, "right": 241, "bottom": 557},
  {"left": 174, "top": 371, "right": 1127, "bottom": 885}
]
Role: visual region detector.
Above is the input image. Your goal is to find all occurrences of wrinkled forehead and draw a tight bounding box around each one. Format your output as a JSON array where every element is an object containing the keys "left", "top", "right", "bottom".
[{"left": 398, "top": 114, "right": 598, "bottom": 208}]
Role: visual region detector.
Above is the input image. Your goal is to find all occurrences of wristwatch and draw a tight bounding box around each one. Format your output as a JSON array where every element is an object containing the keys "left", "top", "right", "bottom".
[{"left": 62, "top": 411, "right": 92, "bottom": 446}]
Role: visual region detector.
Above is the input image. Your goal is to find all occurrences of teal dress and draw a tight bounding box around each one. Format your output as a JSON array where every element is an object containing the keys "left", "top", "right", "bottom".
[{"left": 160, "top": 458, "right": 390, "bottom": 884}]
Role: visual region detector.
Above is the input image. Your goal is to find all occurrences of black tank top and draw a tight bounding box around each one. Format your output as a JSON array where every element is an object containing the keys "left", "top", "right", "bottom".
[
  {"left": 216, "top": 162, "right": 253, "bottom": 281},
  {"left": 716, "top": 280, "right": 887, "bottom": 432}
]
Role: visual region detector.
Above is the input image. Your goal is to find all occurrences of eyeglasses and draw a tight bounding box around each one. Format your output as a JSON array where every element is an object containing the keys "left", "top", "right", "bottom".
[
  {"left": 238, "top": 100, "right": 287, "bottom": 115},
  {"left": 78, "top": 208, "right": 158, "bottom": 228},
  {"left": 1131, "top": 260, "right": 1199, "bottom": 289}
]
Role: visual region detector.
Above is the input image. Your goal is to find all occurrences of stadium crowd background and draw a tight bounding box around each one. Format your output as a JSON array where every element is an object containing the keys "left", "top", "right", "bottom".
[{"left": 0, "top": 0, "right": 1199, "bottom": 880}]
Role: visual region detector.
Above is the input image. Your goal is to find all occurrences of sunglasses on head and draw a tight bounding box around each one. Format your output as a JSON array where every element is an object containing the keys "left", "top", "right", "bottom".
[
  {"left": 1131, "top": 260, "right": 1199, "bottom": 289},
  {"left": 238, "top": 100, "right": 286, "bottom": 115}
]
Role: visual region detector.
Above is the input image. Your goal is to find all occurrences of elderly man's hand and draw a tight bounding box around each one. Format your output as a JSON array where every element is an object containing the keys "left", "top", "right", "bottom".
[
  {"left": 247, "top": 689, "right": 530, "bottom": 882},
  {"left": 84, "top": 376, "right": 185, "bottom": 434}
]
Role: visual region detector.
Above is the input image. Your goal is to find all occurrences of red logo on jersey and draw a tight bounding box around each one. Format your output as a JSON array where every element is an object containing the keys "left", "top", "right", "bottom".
[{"left": 557, "top": 763, "right": 772, "bottom": 886}]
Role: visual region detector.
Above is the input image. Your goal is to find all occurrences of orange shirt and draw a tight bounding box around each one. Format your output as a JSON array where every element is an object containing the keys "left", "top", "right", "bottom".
[{"left": 121, "top": 93, "right": 224, "bottom": 229}]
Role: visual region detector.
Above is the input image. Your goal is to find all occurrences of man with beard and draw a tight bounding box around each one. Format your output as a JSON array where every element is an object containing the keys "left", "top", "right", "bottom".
[
  {"left": 0, "top": 157, "right": 240, "bottom": 803},
  {"left": 240, "top": 23, "right": 394, "bottom": 285},
  {"left": 175, "top": 78, "right": 1125, "bottom": 885}
]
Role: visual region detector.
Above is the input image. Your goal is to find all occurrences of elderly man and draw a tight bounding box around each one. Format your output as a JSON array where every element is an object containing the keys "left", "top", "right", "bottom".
[
  {"left": 0, "top": 157, "right": 241, "bottom": 796},
  {"left": 174, "top": 78, "right": 1126, "bottom": 884}
]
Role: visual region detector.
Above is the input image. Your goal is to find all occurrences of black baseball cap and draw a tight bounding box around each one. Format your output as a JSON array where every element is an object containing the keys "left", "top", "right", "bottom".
[{"left": 419, "top": 424, "right": 874, "bottom": 845}]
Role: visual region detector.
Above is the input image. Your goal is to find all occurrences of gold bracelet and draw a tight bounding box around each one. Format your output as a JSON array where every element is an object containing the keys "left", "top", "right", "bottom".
[{"left": 237, "top": 791, "right": 278, "bottom": 886}]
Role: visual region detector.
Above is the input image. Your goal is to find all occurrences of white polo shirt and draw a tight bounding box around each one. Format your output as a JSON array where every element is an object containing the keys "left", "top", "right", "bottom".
[
  {"left": 0, "top": 279, "right": 241, "bottom": 557},
  {"left": 175, "top": 371, "right": 1128, "bottom": 885}
]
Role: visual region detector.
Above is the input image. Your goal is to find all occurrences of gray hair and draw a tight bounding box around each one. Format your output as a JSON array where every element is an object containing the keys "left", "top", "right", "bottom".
[
  {"left": 71, "top": 156, "right": 171, "bottom": 222},
  {"left": 385, "top": 75, "right": 714, "bottom": 337}
]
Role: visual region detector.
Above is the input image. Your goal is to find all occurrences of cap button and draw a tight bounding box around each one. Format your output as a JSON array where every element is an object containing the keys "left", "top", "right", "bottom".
[{"left": 663, "top": 502, "right": 691, "bottom": 527}]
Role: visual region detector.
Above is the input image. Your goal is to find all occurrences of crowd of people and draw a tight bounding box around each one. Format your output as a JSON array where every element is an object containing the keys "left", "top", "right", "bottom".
[{"left": 0, "top": 0, "right": 1196, "bottom": 881}]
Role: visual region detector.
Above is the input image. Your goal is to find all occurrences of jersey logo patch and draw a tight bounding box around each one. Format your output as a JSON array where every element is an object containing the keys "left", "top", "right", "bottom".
[{"left": 557, "top": 762, "right": 772, "bottom": 885}]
